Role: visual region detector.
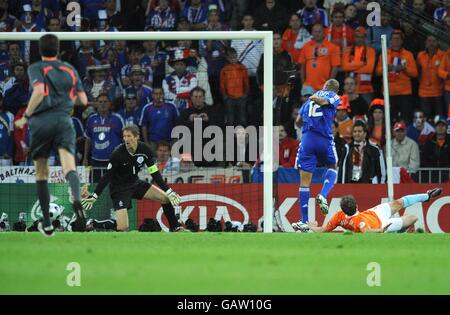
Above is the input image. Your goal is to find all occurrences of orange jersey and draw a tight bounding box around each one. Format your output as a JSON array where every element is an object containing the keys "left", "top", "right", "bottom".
[
  {"left": 376, "top": 48, "right": 418, "bottom": 96},
  {"left": 438, "top": 48, "right": 450, "bottom": 92},
  {"left": 417, "top": 49, "right": 445, "bottom": 97},
  {"left": 282, "top": 28, "right": 311, "bottom": 64},
  {"left": 326, "top": 209, "right": 382, "bottom": 233},
  {"left": 220, "top": 63, "right": 249, "bottom": 99},
  {"left": 324, "top": 24, "right": 354, "bottom": 52},
  {"left": 298, "top": 40, "right": 341, "bottom": 91},
  {"left": 342, "top": 45, "right": 376, "bottom": 94}
]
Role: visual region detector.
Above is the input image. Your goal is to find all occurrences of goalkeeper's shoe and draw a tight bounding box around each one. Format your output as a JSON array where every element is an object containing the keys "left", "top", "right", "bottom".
[
  {"left": 426, "top": 187, "right": 442, "bottom": 201},
  {"left": 171, "top": 226, "right": 190, "bottom": 232},
  {"left": 37, "top": 222, "right": 55, "bottom": 237},
  {"left": 72, "top": 200, "right": 86, "bottom": 232},
  {"left": 292, "top": 221, "right": 309, "bottom": 232},
  {"left": 316, "top": 194, "right": 329, "bottom": 215}
]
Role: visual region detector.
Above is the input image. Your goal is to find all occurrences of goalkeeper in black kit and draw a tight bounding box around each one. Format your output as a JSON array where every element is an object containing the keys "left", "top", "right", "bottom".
[{"left": 82, "top": 124, "right": 184, "bottom": 232}]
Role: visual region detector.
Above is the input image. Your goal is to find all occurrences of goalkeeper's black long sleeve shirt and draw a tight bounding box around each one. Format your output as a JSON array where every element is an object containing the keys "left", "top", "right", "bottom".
[{"left": 94, "top": 141, "right": 169, "bottom": 196}]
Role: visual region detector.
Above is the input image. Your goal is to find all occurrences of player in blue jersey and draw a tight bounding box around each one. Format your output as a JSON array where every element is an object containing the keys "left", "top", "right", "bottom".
[{"left": 292, "top": 79, "right": 341, "bottom": 231}]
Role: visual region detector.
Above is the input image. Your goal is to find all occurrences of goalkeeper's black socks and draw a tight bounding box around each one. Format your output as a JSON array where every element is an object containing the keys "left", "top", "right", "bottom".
[
  {"left": 66, "top": 170, "right": 81, "bottom": 202},
  {"left": 162, "top": 203, "right": 180, "bottom": 231},
  {"left": 36, "top": 180, "right": 51, "bottom": 228}
]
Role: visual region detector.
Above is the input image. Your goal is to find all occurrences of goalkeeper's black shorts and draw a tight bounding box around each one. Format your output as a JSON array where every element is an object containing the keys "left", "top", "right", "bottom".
[{"left": 111, "top": 180, "right": 151, "bottom": 210}]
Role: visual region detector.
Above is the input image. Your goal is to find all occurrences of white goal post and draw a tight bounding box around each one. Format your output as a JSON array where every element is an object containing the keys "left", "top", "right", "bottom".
[{"left": 0, "top": 31, "right": 275, "bottom": 233}]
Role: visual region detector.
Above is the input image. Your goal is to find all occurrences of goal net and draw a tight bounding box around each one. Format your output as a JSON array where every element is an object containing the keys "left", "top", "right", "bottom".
[{"left": 0, "top": 31, "right": 280, "bottom": 233}]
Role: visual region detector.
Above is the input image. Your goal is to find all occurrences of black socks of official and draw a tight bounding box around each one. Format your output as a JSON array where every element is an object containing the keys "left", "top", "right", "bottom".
[
  {"left": 36, "top": 180, "right": 51, "bottom": 228},
  {"left": 66, "top": 170, "right": 81, "bottom": 202}
]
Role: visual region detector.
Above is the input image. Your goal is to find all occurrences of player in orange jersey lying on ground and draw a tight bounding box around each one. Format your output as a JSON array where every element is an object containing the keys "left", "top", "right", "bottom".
[{"left": 308, "top": 188, "right": 443, "bottom": 233}]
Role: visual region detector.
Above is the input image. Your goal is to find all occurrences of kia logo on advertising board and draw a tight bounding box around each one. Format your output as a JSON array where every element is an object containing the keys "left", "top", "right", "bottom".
[{"left": 156, "top": 194, "right": 250, "bottom": 231}]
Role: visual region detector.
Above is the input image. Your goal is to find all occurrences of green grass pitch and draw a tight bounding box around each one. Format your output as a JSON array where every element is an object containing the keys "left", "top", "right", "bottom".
[{"left": 1, "top": 232, "right": 449, "bottom": 295}]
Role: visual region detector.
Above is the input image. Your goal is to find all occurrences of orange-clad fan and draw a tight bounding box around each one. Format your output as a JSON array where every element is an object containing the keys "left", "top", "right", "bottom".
[
  {"left": 438, "top": 48, "right": 450, "bottom": 112},
  {"left": 306, "top": 189, "right": 442, "bottom": 233},
  {"left": 367, "top": 98, "right": 386, "bottom": 149},
  {"left": 376, "top": 30, "right": 418, "bottom": 124},
  {"left": 416, "top": 35, "right": 445, "bottom": 118},
  {"left": 298, "top": 23, "right": 341, "bottom": 94},
  {"left": 282, "top": 13, "right": 311, "bottom": 63},
  {"left": 336, "top": 95, "right": 353, "bottom": 143},
  {"left": 342, "top": 26, "right": 376, "bottom": 104},
  {"left": 324, "top": 8, "right": 354, "bottom": 52},
  {"left": 278, "top": 125, "right": 300, "bottom": 168}
]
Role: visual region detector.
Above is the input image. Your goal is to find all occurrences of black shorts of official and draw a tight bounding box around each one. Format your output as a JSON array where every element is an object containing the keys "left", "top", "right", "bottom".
[
  {"left": 28, "top": 113, "right": 76, "bottom": 160},
  {"left": 111, "top": 180, "right": 152, "bottom": 210}
]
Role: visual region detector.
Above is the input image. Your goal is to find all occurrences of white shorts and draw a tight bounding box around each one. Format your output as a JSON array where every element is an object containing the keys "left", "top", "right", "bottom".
[{"left": 371, "top": 203, "right": 403, "bottom": 232}]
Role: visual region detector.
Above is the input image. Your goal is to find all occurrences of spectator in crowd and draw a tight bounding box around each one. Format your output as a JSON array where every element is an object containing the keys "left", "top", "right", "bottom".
[
  {"left": 253, "top": 0, "right": 288, "bottom": 31},
  {"left": 121, "top": 45, "right": 153, "bottom": 89},
  {"left": 343, "top": 76, "right": 369, "bottom": 120},
  {"left": 13, "top": 4, "right": 45, "bottom": 64},
  {"left": 367, "top": 10, "right": 393, "bottom": 54},
  {"left": 421, "top": 116, "right": 450, "bottom": 182},
  {"left": 206, "top": 0, "right": 233, "bottom": 24},
  {"left": 220, "top": 47, "right": 249, "bottom": 126},
  {"left": 344, "top": 3, "right": 360, "bottom": 29},
  {"left": 400, "top": 20, "right": 425, "bottom": 58},
  {"left": 433, "top": 0, "right": 450, "bottom": 23},
  {"left": 84, "top": 64, "right": 119, "bottom": 103},
  {"left": 83, "top": 94, "right": 124, "bottom": 180},
  {"left": 155, "top": 140, "right": 181, "bottom": 175},
  {"left": 145, "top": 0, "right": 177, "bottom": 31},
  {"left": 392, "top": 121, "right": 420, "bottom": 175},
  {"left": 140, "top": 87, "right": 178, "bottom": 151},
  {"left": 0, "top": 94, "right": 14, "bottom": 165},
  {"left": 3, "top": 62, "right": 29, "bottom": 115},
  {"left": 141, "top": 39, "right": 168, "bottom": 88},
  {"left": 79, "top": 0, "right": 105, "bottom": 22},
  {"left": 105, "top": 0, "right": 125, "bottom": 30},
  {"left": 296, "top": 0, "right": 329, "bottom": 33},
  {"left": 281, "top": 13, "right": 311, "bottom": 63},
  {"left": 113, "top": 40, "right": 128, "bottom": 70},
  {"left": 342, "top": 26, "right": 376, "bottom": 105},
  {"left": 324, "top": 8, "right": 354, "bottom": 52},
  {"left": 332, "top": 120, "right": 346, "bottom": 162},
  {"left": 118, "top": 87, "right": 142, "bottom": 126},
  {"left": 376, "top": 30, "right": 418, "bottom": 124},
  {"left": 367, "top": 98, "right": 386, "bottom": 149},
  {"left": 174, "top": 39, "right": 213, "bottom": 105},
  {"left": 46, "top": 17, "right": 76, "bottom": 63},
  {"left": 231, "top": 13, "right": 264, "bottom": 125},
  {"left": 323, "top": 0, "right": 352, "bottom": 15},
  {"left": 7, "top": 42, "right": 23, "bottom": 68},
  {"left": 298, "top": 23, "right": 340, "bottom": 94},
  {"left": 417, "top": 35, "right": 445, "bottom": 118},
  {"left": 438, "top": 48, "right": 450, "bottom": 113},
  {"left": 128, "top": 65, "right": 153, "bottom": 109},
  {"left": 338, "top": 120, "right": 384, "bottom": 183},
  {"left": 13, "top": 107, "right": 29, "bottom": 165},
  {"left": 199, "top": 5, "right": 229, "bottom": 104},
  {"left": 103, "top": 47, "right": 122, "bottom": 86},
  {"left": 257, "top": 31, "right": 295, "bottom": 125},
  {"left": 178, "top": 86, "right": 219, "bottom": 167},
  {"left": 163, "top": 49, "right": 198, "bottom": 113},
  {"left": 181, "top": 0, "right": 209, "bottom": 31},
  {"left": 278, "top": 124, "right": 299, "bottom": 168},
  {"left": 0, "top": 0, "right": 18, "bottom": 32},
  {"left": 335, "top": 95, "right": 353, "bottom": 143},
  {"left": 76, "top": 40, "right": 101, "bottom": 79},
  {"left": 407, "top": 109, "right": 436, "bottom": 146}
]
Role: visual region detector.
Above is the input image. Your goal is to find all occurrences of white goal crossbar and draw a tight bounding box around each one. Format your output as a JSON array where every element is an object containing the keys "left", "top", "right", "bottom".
[{"left": 0, "top": 31, "right": 274, "bottom": 233}]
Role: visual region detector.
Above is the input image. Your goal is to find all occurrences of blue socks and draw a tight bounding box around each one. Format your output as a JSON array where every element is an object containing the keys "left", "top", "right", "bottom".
[
  {"left": 299, "top": 186, "right": 310, "bottom": 223},
  {"left": 401, "top": 193, "right": 429, "bottom": 208},
  {"left": 320, "top": 169, "right": 337, "bottom": 198}
]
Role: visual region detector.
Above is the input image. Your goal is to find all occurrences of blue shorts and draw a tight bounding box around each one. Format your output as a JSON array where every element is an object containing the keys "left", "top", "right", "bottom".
[{"left": 295, "top": 132, "right": 338, "bottom": 173}]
